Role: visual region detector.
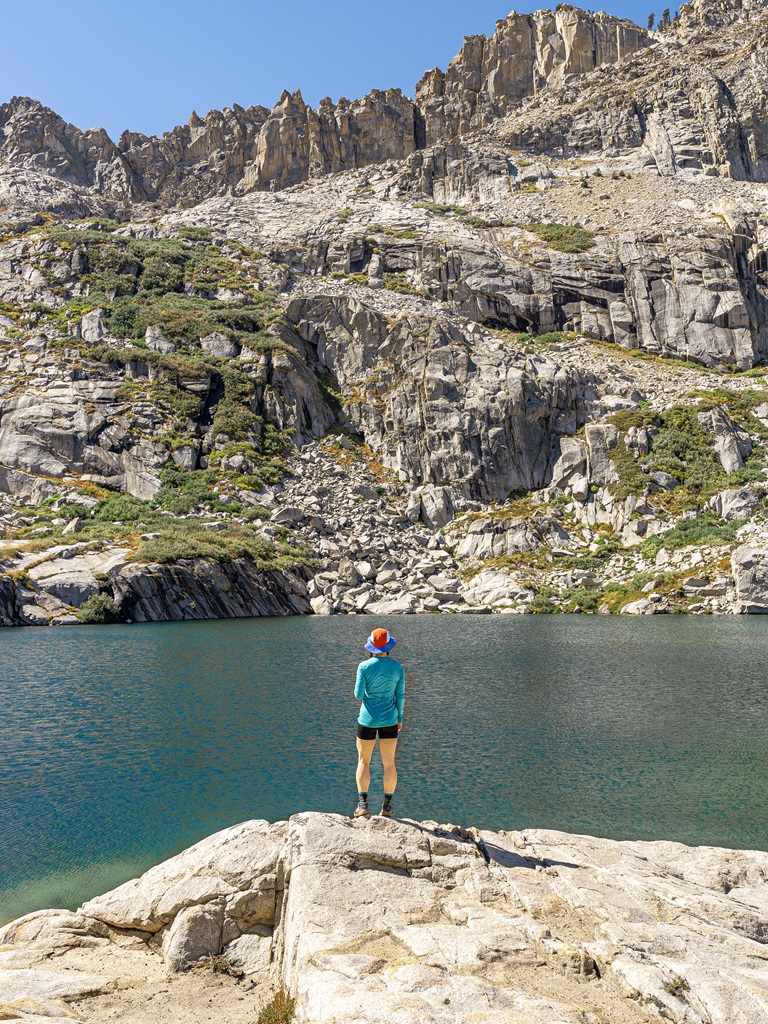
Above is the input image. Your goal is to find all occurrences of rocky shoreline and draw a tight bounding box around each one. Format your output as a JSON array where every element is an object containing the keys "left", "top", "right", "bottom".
[{"left": 2, "top": 812, "right": 767, "bottom": 1023}]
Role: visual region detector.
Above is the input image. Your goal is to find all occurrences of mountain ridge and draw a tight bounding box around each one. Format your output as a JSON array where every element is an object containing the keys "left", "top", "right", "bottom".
[
  {"left": 0, "top": 4, "right": 655, "bottom": 208},
  {"left": 1, "top": 0, "right": 768, "bottom": 627}
]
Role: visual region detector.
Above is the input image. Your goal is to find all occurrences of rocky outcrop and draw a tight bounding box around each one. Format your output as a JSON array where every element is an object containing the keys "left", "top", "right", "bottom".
[
  {"left": 0, "top": 540, "right": 310, "bottom": 626},
  {"left": 285, "top": 295, "right": 589, "bottom": 500},
  {"left": 416, "top": 6, "right": 651, "bottom": 146},
  {"left": 2, "top": 813, "right": 768, "bottom": 1023},
  {"left": 453, "top": 513, "right": 571, "bottom": 562},
  {"left": 731, "top": 544, "right": 768, "bottom": 611},
  {"left": 109, "top": 558, "right": 311, "bottom": 622}
]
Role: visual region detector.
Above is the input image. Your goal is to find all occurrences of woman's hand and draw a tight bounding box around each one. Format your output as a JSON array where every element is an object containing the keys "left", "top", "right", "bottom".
[{"left": 397, "top": 722, "right": 403, "bottom": 732}]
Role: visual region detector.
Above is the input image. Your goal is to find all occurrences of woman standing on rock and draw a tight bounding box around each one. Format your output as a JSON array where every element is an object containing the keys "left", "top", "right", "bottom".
[{"left": 354, "top": 628, "right": 405, "bottom": 819}]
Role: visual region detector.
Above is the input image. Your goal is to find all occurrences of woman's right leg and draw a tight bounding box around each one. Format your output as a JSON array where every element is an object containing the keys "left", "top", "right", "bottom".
[
  {"left": 356, "top": 738, "right": 375, "bottom": 794},
  {"left": 378, "top": 738, "right": 398, "bottom": 796}
]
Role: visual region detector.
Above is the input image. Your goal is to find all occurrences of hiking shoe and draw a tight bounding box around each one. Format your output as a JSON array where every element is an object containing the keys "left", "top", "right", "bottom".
[
  {"left": 380, "top": 803, "right": 393, "bottom": 818},
  {"left": 354, "top": 802, "right": 370, "bottom": 818}
]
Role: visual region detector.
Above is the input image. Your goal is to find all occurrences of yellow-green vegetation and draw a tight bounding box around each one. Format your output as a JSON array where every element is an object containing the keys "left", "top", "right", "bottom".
[
  {"left": 524, "top": 222, "right": 596, "bottom": 253},
  {"left": 211, "top": 365, "right": 258, "bottom": 440},
  {"left": 76, "top": 593, "right": 118, "bottom": 624},
  {"left": 258, "top": 988, "right": 296, "bottom": 1024},
  {"left": 368, "top": 224, "right": 418, "bottom": 239},
  {"left": 337, "top": 208, "right": 354, "bottom": 223},
  {"left": 641, "top": 514, "right": 739, "bottom": 560},
  {"left": 415, "top": 201, "right": 467, "bottom": 216},
  {"left": 607, "top": 404, "right": 766, "bottom": 503},
  {"left": 383, "top": 273, "right": 427, "bottom": 297},
  {"left": 510, "top": 329, "right": 572, "bottom": 349},
  {"left": 130, "top": 522, "right": 303, "bottom": 566},
  {"left": 5, "top": 488, "right": 311, "bottom": 572},
  {"left": 315, "top": 371, "right": 344, "bottom": 415},
  {"left": 693, "top": 388, "right": 768, "bottom": 439},
  {"left": 34, "top": 225, "right": 278, "bottom": 350}
]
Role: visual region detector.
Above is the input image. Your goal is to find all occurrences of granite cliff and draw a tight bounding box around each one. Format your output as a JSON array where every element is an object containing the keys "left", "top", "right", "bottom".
[
  {"left": 1, "top": 0, "right": 768, "bottom": 624},
  {"left": 2, "top": 813, "right": 767, "bottom": 1023}
]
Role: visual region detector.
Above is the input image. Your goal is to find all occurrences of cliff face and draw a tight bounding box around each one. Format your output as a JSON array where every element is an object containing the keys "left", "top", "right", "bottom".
[
  {"left": 2, "top": 813, "right": 767, "bottom": 1023},
  {"left": 0, "top": 88, "right": 420, "bottom": 205},
  {"left": 415, "top": 6, "right": 652, "bottom": 146}
]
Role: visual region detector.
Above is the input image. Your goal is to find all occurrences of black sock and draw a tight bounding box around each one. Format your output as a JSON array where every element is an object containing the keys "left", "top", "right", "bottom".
[
  {"left": 358, "top": 792, "right": 368, "bottom": 804},
  {"left": 383, "top": 793, "right": 394, "bottom": 807}
]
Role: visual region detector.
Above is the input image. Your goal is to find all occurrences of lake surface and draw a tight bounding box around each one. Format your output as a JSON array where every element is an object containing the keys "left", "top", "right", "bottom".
[{"left": 2, "top": 615, "right": 767, "bottom": 924}]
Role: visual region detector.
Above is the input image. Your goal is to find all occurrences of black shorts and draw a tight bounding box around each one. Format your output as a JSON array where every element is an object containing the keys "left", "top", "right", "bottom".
[{"left": 356, "top": 723, "right": 400, "bottom": 740}]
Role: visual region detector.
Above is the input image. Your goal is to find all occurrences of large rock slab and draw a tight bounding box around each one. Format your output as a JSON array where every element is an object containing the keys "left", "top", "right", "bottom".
[
  {"left": 731, "top": 544, "right": 768, "bottom": 612},
  {"left": 3, "top": 813, "right": 768, "bottom": 1023}
]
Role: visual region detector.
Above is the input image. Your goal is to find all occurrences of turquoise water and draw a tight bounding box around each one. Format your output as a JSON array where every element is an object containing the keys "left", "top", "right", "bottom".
[{"left": 2, "top": 615, "right": 767, "bottom": 924}]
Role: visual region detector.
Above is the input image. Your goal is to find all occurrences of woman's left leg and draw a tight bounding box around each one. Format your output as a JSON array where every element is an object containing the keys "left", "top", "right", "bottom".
[{"left": 378, "top": 738, "right": 398, "bottom": 803}]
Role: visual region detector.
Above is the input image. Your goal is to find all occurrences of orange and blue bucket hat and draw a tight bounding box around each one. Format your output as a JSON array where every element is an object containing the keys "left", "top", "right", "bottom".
[{"left": 364, "top": 628, "right": 397, "bottom": 655}]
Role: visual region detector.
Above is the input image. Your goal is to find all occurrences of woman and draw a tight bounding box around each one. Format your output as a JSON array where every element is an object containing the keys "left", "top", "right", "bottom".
[{"left": 354, "top": 628, "right": 405, "bottom": 819}]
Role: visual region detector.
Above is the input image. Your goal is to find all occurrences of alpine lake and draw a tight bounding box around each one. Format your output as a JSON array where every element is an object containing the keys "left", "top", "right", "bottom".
[{"left": 2, "top": 614, "right": 767, "bottom": 925}]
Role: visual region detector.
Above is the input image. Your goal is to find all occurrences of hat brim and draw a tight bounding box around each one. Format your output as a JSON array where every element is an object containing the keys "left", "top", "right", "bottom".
[{"left": 364, "top": 638, "right": 397, "bottom": 654}]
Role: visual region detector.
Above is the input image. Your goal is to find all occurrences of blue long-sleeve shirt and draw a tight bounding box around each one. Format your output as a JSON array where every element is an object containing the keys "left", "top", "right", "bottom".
[{"left": 355, "top": 656, "right": 405, "bottom": 728}]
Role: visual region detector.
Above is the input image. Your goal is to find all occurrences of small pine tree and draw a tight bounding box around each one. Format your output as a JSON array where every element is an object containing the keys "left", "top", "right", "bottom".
[
  {"left": 647, "top": 12, "right": 655, "bottom": 30},
  {"left": 660, "top": 7, "right": 671, "bottom": 27}
]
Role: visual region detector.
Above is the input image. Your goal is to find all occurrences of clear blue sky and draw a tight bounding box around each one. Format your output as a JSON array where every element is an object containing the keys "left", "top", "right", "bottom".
[{"left": 2, "top": 1, "right": 658, "bottom": 140}]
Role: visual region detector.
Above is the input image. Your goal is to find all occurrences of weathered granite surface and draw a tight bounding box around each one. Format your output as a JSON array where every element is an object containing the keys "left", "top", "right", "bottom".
[{"left": 2, "top": 813, "right": 767, "bottom": 1023}]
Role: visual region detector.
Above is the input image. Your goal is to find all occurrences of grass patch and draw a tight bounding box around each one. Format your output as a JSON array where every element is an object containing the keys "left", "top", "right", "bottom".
[
  {"left": 154, "top": 467, "right": 237, "bottom": 515},
  {"left": 316, "top": 371, "right": 344, "bottom": 416},
  {"left": 602, "top": 584, "right": 644, "bottom": 613},
  {"left": 130, "top": 522, "right": 306, "bottom": 568},
  {"left": 92, "top": 493, "right": 156, "bottom": 523},
  {"left": 383, "top": 274, "right": 426, "bottom": 297},
  {"left": 175, "top": 226, "right": 213, "bottom": 242},
  {"left": 524, "top": 222, "right": 596, "bottom": 253},
  {"left": 606, "top": 404, "right": 764, "bottom": 500}
]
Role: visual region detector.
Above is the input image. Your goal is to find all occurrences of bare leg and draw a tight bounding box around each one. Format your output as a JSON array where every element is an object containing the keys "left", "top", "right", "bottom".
[
  {"left": 356, "top": 738, "right": 375, "bottom": 794},
  {"left": 378, "top": 738, "right": 398, "bottom": 796}
]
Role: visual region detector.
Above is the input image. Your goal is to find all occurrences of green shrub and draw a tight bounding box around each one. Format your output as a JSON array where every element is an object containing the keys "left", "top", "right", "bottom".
[
  {"left": 212, "top": 399, "right": 257, "bottom": 439},
  {"left": 211, "top": 365, "right": 258, "bottom": 440},
  {"left": 175, "top": 226, "right": 213, "bottom": 241},
  {"left": 415, "top": 202, "right": 467, "bottom": 216},
  {"left": 77, "top": 593, "right": 118, "bottom": 624},
  {"left": 651, "top": 406, "right": 725, "bottom": 493},
  {"left": 530, "top": 587, "right": 557, "bottom": 613},
  {"left": 642, "top": 514, "right": 738, "bottom": 559},
  {"left": 534, "top": 331, "right": 569, "bottom": 345},
  {"left": 92, "top": 493, "right": 156, "bottom": 523},
  {"left": 316, "top": 372, "right": 343, "bottom": 416},
  {"left": 561, "top": 586, "right": 601, "bottom": 612},
  {"left": 525, "top": 222, "right": 595, "bottom": 253},
  {"left": 154, "top": 467, "right": 231, "bottom": 515},
  {"left": 460, "top": 215, "right": 490, "bottom": 229}
]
